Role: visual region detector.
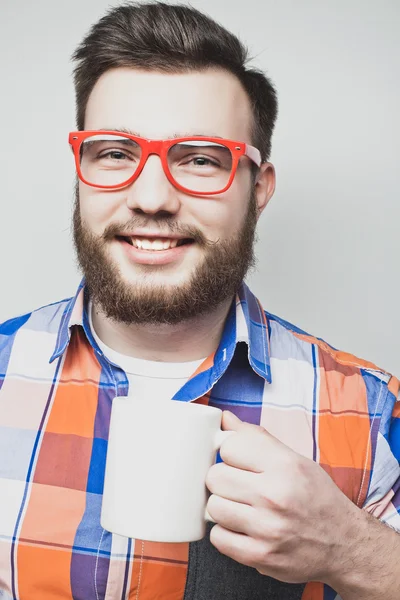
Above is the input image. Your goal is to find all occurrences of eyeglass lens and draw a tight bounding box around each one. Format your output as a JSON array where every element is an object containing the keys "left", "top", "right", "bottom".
[{"left": 79, "top": 135, "right": 233, "bottom": 192}]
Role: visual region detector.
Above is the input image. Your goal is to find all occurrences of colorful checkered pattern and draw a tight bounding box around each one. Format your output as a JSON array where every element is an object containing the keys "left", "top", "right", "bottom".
[{"left": 0, "top": 280, "right": 399, "bottom": 600}]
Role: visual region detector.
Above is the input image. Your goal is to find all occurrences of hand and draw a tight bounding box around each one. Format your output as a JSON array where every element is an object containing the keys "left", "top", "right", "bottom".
[{"left": 205, "top": 411, "right": 365, "bottom": 588}]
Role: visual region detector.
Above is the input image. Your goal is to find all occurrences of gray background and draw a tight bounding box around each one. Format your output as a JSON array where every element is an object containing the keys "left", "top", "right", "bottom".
[{"left": 1, "top": 0, "right": 399, "bottom": 374}]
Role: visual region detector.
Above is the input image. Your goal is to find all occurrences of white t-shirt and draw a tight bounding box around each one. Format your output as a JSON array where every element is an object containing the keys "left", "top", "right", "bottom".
[{"left": 88, "top": 305, "right": 206, "bottom": 400}]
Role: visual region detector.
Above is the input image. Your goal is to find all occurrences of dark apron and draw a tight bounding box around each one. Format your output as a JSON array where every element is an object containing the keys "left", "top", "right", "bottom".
[{"left": 184, "top": 524, "right": 306, "bottom": 600}]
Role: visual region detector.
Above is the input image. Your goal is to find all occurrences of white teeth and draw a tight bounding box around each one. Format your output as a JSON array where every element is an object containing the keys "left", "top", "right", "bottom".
[
  {"left": 152, "top": 239, "right": 165, "bottom": 251},
  {"left": 141, "top": 239, "right": 152, "bottom": 250},
  {"left": 130, "top": 237, "right": 180, "bottom": 251}
]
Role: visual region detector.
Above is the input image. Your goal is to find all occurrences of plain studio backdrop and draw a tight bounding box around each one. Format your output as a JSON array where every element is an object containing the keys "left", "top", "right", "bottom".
[{"left": 0, "top": 0, "right": 399, "bottom": 374}]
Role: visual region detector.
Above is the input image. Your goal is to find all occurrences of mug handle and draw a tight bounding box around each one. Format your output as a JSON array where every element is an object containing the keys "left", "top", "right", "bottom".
[{"left": 205, "top": 429, "right": 235, "bottom": 522}]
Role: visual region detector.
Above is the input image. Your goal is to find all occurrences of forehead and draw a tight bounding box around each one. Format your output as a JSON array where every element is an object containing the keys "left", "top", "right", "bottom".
[{"left": 84, "top": 67, "right": 253, "bottom": 142}]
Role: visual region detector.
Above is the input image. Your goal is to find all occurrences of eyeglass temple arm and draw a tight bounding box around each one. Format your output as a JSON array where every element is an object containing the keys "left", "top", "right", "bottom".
[{"left": 245, "top": 145, "right": 262, "bottom": 167}]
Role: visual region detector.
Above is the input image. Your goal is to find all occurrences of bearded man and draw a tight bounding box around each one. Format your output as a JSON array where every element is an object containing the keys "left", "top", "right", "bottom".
[{"left": 0, "top": 3, "right": 399, "bottom": 600}]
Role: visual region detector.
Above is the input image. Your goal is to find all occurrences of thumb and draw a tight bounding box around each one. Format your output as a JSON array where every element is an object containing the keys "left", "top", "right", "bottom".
[{"left": 221, "top": 410, "right": 246, "bottom": 432}]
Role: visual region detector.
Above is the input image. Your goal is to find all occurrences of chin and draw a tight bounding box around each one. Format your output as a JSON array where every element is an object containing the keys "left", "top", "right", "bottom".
[{"left": 119, "top": 267, "right": 191, "bottom": 289}]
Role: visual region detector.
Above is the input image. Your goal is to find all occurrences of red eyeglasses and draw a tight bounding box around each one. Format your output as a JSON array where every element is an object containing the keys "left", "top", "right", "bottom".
[{"left": 69, "top": 130, "right": 262, "bottom": 195}]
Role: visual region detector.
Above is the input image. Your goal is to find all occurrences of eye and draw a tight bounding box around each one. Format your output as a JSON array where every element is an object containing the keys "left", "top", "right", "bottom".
[
  {"left": 191, "top": 156, "right": 218, "bottom": 167},
  {"left": 100, "top": 150, "right": 129, "bottom": 161},
  {"left": 180, "top": 153, "right": 220, "bottom": 168}
]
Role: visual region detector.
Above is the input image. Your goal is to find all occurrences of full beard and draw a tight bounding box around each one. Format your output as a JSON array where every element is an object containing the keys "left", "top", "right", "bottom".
[{"left": 72, "top": 189, "right": 258, "bottom": 325}]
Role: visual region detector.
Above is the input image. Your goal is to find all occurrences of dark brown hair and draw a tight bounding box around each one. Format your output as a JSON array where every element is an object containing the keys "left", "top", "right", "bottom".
[{"left": 72, "top": 2, "right": 278, "bottom": 160}]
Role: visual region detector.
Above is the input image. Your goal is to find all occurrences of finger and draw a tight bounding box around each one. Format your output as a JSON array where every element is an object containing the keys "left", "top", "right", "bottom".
[
  {"left": 210, "top": 523, "right": 267, "bottom": 570},
  {"left": 221, "top": 410, "right": 246, "bottom": 431},
  {"left": 206, "top": 494, "right": 257, "bottom": 535},
  {"left": 220, "top": 414, "right": 294, "bottom": 473},
  {"left": 206, "top": 461, "right": 260, "bottom": 504},
  {"left": 219, "top": 426, "right": 271, "bottom": 472},
  {"left": 221, "top": 411, "right": 264, "bottom": 433}
]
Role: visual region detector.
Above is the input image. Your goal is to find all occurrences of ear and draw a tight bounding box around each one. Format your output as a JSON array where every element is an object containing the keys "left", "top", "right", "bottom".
[{"left": 254, "top": 162, "right": 276, "bottom": 218}]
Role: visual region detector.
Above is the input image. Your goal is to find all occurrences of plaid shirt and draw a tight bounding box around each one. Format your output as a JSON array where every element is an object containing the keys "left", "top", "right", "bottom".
[{"left": 0, "top": 280, "right": 399, "bottom": 600}]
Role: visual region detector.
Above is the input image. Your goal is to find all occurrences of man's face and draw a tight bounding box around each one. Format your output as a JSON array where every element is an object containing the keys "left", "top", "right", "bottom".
[{"left": 74, "top": 68, "right": 273, "bottom": 324}]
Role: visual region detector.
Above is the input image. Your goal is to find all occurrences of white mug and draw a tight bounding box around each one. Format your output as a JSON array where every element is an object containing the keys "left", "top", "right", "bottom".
[{"left": 100, "top": 396, "right": 233, "bottom": 542}]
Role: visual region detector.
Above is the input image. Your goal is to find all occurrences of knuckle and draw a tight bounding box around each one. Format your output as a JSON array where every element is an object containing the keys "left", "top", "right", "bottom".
[
  {"left": 255, "top": 513, "right": 288, "bottom": 546},
  {"left": 249, "top": 542, "right": 274, "bottom": 570},
  {"left": 243, "top": 424, "right": 267, "bottom": 442},
  {"left": 268, "top": 518, "right": 290, "bottom": 543},
  {"left": 257, "top": 480, "right": 292, "bottom": 513},
  {"left": 274, "top": 487, "right": 293, "bottom": 512},
  {"left": 296, "top": 455, "right": 315, "bottom": 479},
  {"left": 255, "top": 424, "right": 268, "bottom": 435}
]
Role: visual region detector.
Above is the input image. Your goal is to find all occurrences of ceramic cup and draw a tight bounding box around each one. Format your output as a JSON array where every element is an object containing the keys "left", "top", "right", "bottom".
[{"left": 101, "top": 396, "right": 233, "bottom": 542}]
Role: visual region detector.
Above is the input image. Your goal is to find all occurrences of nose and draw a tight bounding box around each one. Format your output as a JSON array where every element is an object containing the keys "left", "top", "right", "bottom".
[{"left": 125, "top": 154, "right": 181, "bottom": 216}]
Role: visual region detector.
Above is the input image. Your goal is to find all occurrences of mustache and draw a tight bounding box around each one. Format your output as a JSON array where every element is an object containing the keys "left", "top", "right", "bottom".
[{"left": 102, "top": 218, "right": 216, "bottom": 247}]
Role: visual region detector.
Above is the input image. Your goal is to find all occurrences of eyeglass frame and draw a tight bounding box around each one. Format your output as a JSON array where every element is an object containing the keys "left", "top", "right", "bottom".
[{"left": 68, "top": 130, "right": 262, "bottom": 196}]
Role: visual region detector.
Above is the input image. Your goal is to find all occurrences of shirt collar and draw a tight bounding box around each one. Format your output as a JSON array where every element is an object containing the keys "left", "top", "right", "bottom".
[
  {"left": 49, "top": 279, "right": 271, "bottom": 383},
  {"left": 236, "top": 282, "right": 271, "bottom": 382},
  {"left": 50, "top": 279, "right": 88, "bottom": 362}
]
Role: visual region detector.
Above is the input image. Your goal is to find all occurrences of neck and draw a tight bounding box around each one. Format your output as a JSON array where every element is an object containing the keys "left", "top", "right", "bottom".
[{"left": 91, "top": 297, "right": 234, "bottom": 362}]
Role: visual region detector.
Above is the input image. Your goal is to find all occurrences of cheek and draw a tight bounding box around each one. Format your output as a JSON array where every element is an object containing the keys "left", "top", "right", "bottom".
[
  {"left": 79, "top": 186, "right": 123, "bottom": 234},
  {"left": 192, "top": 190, "right": 247, "bottom": 238}
]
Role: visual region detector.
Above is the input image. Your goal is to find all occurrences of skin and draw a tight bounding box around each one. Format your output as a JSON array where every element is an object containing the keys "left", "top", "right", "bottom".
[
  {"left": 80, "top": 67, "right": 400, "bottom": 597},
  {"left": 81, "top": 67, "right": 275, "bottom": 361},
  {"left": 208, "top": 412, "right": 400, "bottom": 599}
]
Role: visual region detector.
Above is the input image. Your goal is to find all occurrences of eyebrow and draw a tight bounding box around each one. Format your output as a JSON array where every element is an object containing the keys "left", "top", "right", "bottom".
[{"left": 97, "top": 127, "right": 224, "bottom": 140}]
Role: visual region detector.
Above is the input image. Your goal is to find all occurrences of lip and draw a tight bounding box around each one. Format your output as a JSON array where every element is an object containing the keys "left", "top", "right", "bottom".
[
  {"left": 117, "top": 237, "right": 194, "bottom": 266},
  {"left": 117, "top": 229, "right": 189, "bottom": 240}
]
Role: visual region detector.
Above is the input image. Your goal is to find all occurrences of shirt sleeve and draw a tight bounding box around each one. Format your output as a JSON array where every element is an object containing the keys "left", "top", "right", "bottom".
[{"left": 362, "top": 376, "right": 400, "bottom": 532}]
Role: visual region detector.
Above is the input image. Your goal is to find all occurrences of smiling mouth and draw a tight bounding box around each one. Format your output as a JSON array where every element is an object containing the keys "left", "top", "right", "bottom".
[{"left": 117, "top": 236, "right": 194, "bottom": 251}]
